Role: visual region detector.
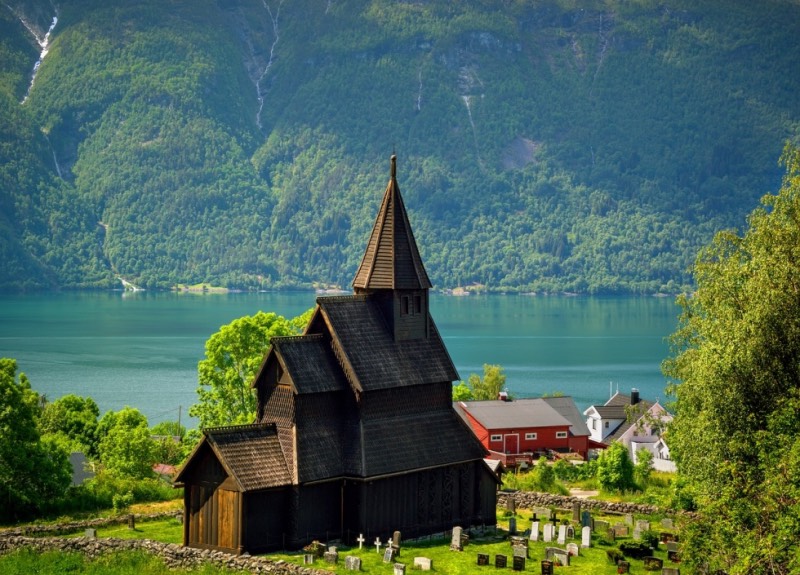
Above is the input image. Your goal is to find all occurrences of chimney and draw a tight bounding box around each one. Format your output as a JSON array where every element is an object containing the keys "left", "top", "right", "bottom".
[
  {"left": 631, "top": 388, "right": 640, "bottom": 405},
  {"left": 498, "top": 391, "right": 509, "bottom": 402}
]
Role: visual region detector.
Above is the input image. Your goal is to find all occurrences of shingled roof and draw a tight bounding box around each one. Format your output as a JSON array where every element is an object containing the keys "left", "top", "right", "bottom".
[
  {"left": 352, "top": 155, "right": 431, "bottom": 291},
  {"left": 268, "top": 334, "right": 349, "bottom": 394},
  {"left": 175, "top": 424, "right": 291, "bottom": 492},
  {"left": 317, "top": 295, "right": 459, "bottom": 392}
]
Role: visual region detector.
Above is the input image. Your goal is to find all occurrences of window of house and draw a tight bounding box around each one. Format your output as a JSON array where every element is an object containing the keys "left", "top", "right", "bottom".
[
  {"left": 525, "top": 433, "right": 537, "bottom": 440},
  {"left": 490, "top": 434, "right": 502, "bottom": 442},
  {"left": 555, "top": 431, "right": 568, "bottom": 439},
  {"left": 604, "top": 421, "right": 609, "bottom": 429},
  {"left": 591, "top": 419, "right": 596, "bottom": 430},
  {"left": 401, "top": 296, "right": 409, "bottom": 315}
]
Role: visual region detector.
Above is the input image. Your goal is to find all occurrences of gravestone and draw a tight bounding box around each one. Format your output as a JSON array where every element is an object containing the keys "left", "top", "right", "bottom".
[
  {"left": 667, "top": 541, "right": 679, "bottom": 553},
  {"left": 344, "top": 556, "right": 361, "bottom": 571},
  {"left": 356, "top": 533, "right": 365, "bottom": 549},
  {"left": 84, "top": 528, "right": 97, "bottom": 539},
  {"left": 624, "top": 513, "right": 634, "bottom": 525},
  {"left": 661, "top": 532, "right": 676, "bottom": 543},
  {"left": 572, "top": 501, "right": 581, "bottom": 522},
  {"left": 545, "top": 547, "right": 570, "bottom": 567},
  {"left": 392, "top": 530, "right": 402, "bottom": 556},
  {"left": 374, "top": 537, "right": 382, "bottom": 553},
  {"left": 661, "top": 517, "right": 674, "bottom": 530},
  {"left": 393, "top": 563, "right": 405, "bottom": 575},
  {"left": 507, "top": 496, "right": 516, "bottom": 514},
  {"left": 636, "top": 519, "right": 651, "bottom": 532},
  {"left": 566, "top": 525, "right": 574, "bottom": 539},
  {"left": 566, "top": 543, "right": 579, "bottom": 557},
  {"left": 594, "top": 519, "right": 609, "bottom": 533},
  {"left": 643, "top": 556, "right": 663, "bottom": 571},
  {"left": 511, "top": 538, "right": 529, "bottom": 559},
  {"left": 495, "top": 554, "right": 508, "bottom": 568},
  {"left": 540, "top": 560, "right": 554, "bottom": 575},
  {"left": 581, "top": 525, "right": 592, "bottom": 548},
  {"left": 543, "top": 523, "right": 553, "bottom": 542},
  {"left": 508, "top": 516, "right": 517, "bottom": 535},
  {"left": 633, "top": 528, "right": 642, "bottom": 541},
  {"left": 614, "top": 524, "right": 629, "bottom": 537},
  {"left": 324, "top": 548, "right": 339, "bottom": 564},
  {"left": 618, "top": 560, "right": 630, "bottom": 573},
  {"left": 530, "top": 521, "right": 539, "bottom": 542},
  {"left": 413, "top": 557, "right": 432, "bottom": 571},
  {"left": 557, "top": 524, "right": 566, "bottom": 545},
  {"left": 536, "top": 507, "right": 552, "bottom": 520},
  {"left": 383, "top": 547, "right": 396, "bottom": 563},
  {"left": 668, "top": 550, "right": 681, "bottom": 563},
  {"left": 303, "top": 554, "right": 314, "bottom": 565},
  {"left": 450, "top": 526, "right": 463, "bottom": 551},
  {"left": 581, "top": 510, "right": 592, "bottom": 528},
  {"left": 662, "top": 568, "right": 681, "bottom": 575},
  {"left": 512, "top": 555, "right": 525, "bottom": 571},
  {"left": 127, "top": 514, "right": 135, "bottom": 530},
  {"left": 477, "top": 553, "right": 489, "bottom": 566}
]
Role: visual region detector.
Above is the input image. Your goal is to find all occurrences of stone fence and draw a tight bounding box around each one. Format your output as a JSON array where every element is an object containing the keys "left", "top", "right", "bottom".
[
  {"left": 497, "top": 491, "right": 665, "bottom": 517},
  {"left": 0, "top": 511, "right": 181, "bottom": 538},
  {"left": 0, "top": 534, "right": 330, "bottom": 575}
]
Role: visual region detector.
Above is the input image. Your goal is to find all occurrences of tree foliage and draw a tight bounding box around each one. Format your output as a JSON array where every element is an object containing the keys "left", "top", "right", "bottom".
[
  {"left": 663, "top": 144, "right": 800, "bottom": 574},
  {"left": 0, "top": 358, "right": 71, "bottom": 520},
  {"left": 466, "top": 364, "right": 508, "bottom": 401},
  {"left": 2, "top": 1, "right": 800, "bottom": 292},
  {"left": 189, "top": 309, "right": 311, "bottom": 429},
  {"left": 596, "top": 441, "right": 635, "bottom": 493},
  {"left": 39, "top": 394, "right": 100, "bottom": 456},
  {"left": 96, "top": 407, "right": 156, "bottom": 479}
]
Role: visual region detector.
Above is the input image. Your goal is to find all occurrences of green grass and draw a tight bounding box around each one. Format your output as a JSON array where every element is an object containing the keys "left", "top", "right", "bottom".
[{"left": 2, "top": 508, "right": 680, "bottom": 574}]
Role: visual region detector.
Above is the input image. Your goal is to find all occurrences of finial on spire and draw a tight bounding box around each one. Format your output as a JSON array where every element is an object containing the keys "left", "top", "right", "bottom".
[{"left": 390, "top": 154, "right": 397, "bottom": 179}]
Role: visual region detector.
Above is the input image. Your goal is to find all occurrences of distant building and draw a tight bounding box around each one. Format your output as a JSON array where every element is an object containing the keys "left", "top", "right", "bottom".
[
  {"left": 455, "top": 396, "right": 596, "bottom": 466},
  {"left": 175, "top": 156, "right": 497, "bottom": 554},
  {"left": 583, "top": 389, "right": 675, "bottom": 472}
]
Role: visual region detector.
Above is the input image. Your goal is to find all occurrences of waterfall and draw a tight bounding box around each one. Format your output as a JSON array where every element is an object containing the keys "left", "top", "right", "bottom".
[
  {"left": 21, "top": 13, "right": 58, "bottom": 103},
  {"left": 255, "top": 0, "right": 284, "bottom": 129}
]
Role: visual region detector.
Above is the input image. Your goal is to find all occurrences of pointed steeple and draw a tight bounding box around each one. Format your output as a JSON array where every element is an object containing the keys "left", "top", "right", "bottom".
[{"left": 352, "top": 155, "right": 432, "bottom": 292}]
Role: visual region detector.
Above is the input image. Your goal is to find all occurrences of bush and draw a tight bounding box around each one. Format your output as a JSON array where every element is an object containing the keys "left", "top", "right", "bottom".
[
  {"left": 619, "top": 541, "right": 653, "bottom": 559},
  {"left": 606, "top": 548, "right": 624, "bottom": 564},
  {"left": 639, "top": 530, "right": 660, "bottom": 549}
]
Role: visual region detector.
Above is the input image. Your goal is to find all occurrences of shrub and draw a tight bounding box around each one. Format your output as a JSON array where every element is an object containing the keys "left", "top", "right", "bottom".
[
  {"left": 619, "top": 541, "right": 653, "bottom": 559},
  {"left": 606, "top": 548, "right": 624, "bottom": 564}
]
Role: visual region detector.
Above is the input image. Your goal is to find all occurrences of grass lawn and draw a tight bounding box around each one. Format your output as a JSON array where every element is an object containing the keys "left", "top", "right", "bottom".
[{"left": 2, "top": 506, "right": 680, "bottom": 574}]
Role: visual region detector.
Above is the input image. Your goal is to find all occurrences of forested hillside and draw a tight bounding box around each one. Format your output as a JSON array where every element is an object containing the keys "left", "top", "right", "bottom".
[{"left": 1, "top": 0, "right": 799, "bottom": 293}]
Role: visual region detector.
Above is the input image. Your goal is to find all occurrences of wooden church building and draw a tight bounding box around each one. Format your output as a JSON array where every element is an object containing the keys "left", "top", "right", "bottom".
[{"left": 175, "top": 156, "right": 497, "bottom": 554}]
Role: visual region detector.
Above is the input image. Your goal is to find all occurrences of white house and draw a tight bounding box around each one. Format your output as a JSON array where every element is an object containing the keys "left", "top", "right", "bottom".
[{"left": 583, "top": 389, "right": 676, "bottom": 472}]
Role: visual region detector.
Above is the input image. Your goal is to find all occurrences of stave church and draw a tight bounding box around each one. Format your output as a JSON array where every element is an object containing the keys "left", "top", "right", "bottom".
[{"left": 174, "top": 155, "right": 497, "bottom": 553}]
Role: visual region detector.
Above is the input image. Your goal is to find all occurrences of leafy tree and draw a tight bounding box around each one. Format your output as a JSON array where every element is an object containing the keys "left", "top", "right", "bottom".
[
  {"left": 451, "top": 381, "right": 474, "bottom": 401},
  {"left": 150, "top": 420, "right": 187, "bottom": 466},
  {"left": 0, "top": 359, "right": 71, "bottom": 520},
  {"left": 96, "top": 407, "right": 156, "bottom": 479},
  {"left": 189, "top": 309, "right": 311, "bottom": 429},
  {"left": 533, "top": 455, "right": 556, "bottom": 492},
  {"left": 663, "top": 144, "right": 800, "bottom": 574},
  {"left": 596, "top": 441, "right": 635, "bottom": 492},
  {"left": 467, "top": 364, "right": 508, "bottom": 401},
  {"left": 39, "top": 394, "right": 100, "bottom": 456},
  {"left": 633, "top": 447, "right": 653, "bottom": 487}
]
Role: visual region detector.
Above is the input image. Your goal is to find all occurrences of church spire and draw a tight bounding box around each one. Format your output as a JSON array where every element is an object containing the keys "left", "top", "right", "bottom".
[{"left": 352, "top": 155, "right": 432, "bottom": 293}]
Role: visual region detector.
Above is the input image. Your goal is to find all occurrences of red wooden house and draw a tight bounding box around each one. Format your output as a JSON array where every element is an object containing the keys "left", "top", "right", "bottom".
[{"left": 455, "top": 397, "right": 592, "bottom": 466}]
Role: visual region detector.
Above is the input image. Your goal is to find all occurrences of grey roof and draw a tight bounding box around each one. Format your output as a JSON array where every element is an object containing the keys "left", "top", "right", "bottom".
[
  {"left": 541, "top": 396, "right": 591, "bottom": 437},
  {"left": 318, "top": 296, "right": 459, "bottom": 391},
  {"left": 352, "top": 155, "right": 431, "bottom": 291},
  {"left": 457, "top": 399, "right": 572, "bottom": 429}
]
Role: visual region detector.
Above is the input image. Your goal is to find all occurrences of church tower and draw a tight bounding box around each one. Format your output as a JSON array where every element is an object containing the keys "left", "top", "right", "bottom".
[{"left": 352, "top": 155, "right": 431, "bottom": 341}]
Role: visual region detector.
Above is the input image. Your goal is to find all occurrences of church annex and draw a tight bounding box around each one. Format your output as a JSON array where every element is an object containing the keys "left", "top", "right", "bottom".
[{"left": 174, "top": 156, "right": 497, "bottom": 554}]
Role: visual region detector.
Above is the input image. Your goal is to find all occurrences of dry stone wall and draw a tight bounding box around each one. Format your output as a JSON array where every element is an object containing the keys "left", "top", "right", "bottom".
[
  {"left": 0, "top": 534, "right": 330, "bottom": 575},
  {"left": 497, "top": 491, "right": 665, "bottom": 516}
]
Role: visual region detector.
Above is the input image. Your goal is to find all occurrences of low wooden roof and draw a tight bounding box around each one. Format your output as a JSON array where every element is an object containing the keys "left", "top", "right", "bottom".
[
  {"left": 317, "top": 295, "right": 458, "bottom": 392},
  {"left": 175, "top": 424, "right": 292, "bottom": 492},
  {"left": 352, "top": 155, "right": 431, "bottom": 292}
]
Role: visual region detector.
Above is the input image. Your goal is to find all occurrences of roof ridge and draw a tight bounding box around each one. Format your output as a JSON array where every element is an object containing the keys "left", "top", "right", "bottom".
[
  {"left": 203, "top": 422, "right": 276, "bottom": 435},
  {"left": 272, "top": 333, "right": 324, "bottom": 343},
  {"left": 317, "top": 294, "right": 368, "bottom": 304}
]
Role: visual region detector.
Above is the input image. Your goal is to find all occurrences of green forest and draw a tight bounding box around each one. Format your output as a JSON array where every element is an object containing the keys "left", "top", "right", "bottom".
[{"left": 1, "top": 0, "right": 799, "bottom": 293}]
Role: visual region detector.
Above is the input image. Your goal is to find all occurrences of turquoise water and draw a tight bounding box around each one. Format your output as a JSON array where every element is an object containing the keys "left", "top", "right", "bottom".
[{"left": 0, "top": 291, "right": 680, "bottom": 425}]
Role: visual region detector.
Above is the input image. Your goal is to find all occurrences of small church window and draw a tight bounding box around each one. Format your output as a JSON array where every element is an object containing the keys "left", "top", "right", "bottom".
[
  {"left": 414, "top": 295, "right": 422, "bottom": 314},
  {"left": 401, "top": 296, "right": 409, "bottom": 315}
]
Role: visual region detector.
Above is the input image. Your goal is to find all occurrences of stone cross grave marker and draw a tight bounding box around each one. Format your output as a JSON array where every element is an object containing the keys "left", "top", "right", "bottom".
[
  {"left": 581, "top": 525, "right": 592, "bottom": 548},
  {"left": 356, "top": 533, "right": 365, "bottom": 549},
  {"left": 374, "top": 537, "right": 382, "bottom": 553}
]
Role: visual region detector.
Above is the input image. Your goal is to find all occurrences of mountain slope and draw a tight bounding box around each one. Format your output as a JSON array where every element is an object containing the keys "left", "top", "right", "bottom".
[{"left": 2, "top": 0, "right": 799, "bottom": 293}]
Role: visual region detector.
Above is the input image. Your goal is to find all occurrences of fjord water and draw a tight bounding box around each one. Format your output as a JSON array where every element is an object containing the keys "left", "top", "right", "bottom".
[{"left": 0, "top": 291, "right": 680, "bottom": 425}]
